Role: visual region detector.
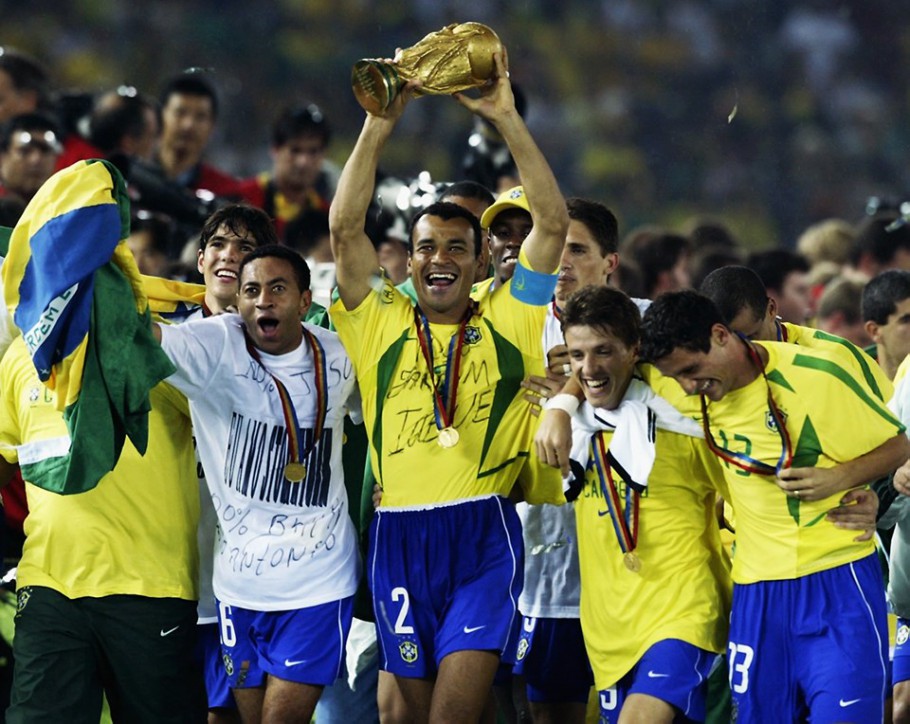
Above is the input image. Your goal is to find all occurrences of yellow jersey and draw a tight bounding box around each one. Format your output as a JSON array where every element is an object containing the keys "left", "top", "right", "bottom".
[
  {"left": 330, "top": 276, "right": 563, "bottom": 507},
  {"left": 0, "top": 337, "right": 199, "bottom": 599},
  {"left": 576, "top": 428, "right": 731, "bottom": 689},
  {"left": 704, "top": 340, "right": 903, "bottom": 584}
]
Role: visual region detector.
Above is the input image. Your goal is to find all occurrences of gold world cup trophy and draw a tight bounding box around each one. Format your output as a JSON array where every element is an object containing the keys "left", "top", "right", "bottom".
[{"left": 351, "top": 22, "right": 503, "bottom": 115}]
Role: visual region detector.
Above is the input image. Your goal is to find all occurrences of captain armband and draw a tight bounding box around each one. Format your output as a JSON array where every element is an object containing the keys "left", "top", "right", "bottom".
[{"left": 510, "top": 248, "right": 558, "bottom": 305}]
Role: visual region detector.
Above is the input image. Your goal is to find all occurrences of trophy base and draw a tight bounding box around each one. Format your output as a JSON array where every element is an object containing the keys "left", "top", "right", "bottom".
[{"left": 352, "top": 60, "right": 403, "bottom": 115}]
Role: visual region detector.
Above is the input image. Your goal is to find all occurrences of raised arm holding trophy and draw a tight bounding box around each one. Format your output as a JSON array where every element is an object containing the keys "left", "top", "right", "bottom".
[
  {"left": 351, "top": 22, "right": 503, "bottom": 114},
  {"left": 332, "top": 21, "right": 571, "bottom": 724}
]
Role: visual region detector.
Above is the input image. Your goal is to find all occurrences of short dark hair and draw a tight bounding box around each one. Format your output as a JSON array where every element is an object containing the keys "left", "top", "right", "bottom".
[
  {"left": 746, "top": 249, "right": 810, "bottom": 293},
  {"left": 633, "top": 233, "right": 691, "bottom": 298},
  {"left": 566, "top": 197, "right": 619, "bottom": 256},
  {"left": 200, "top": 204, "right": 278, "bottom": 250},
  {"left": 438, "top": 180, "right": 495, "bottom": 207},
  {"left": 239, "top": 244, "right": 311, "bottom": 292},
  {"left": 89, "top": 90, "right": 157, "bottom": 153},
  {"left": 159, "top": 73, "right": 218, "bottom": 118},
  {"left": 852, "top": 213, "right": 910, "bottom": 268},
  {"left": 690, "top": 244, "right": 745, "bottom": 290},
  {"left": 562, "top": 285, "right": 641, "bottom": 348},
  {"left": 271, "top": 104, "right": 330, "bottom": 148},
  {"left": 640, "top": 290, "right": 724, "bottom": 362},
  {"left": 408, "top": 201, "right": 483, "bottom": 256},
  {"left": 0, "top": 49, "right": 49, "bottom": 106},
  {"left": 699, "top": 265, "right": 768, "bottom": 325},
  {"left": 862, "top": 269, "right": 910, "bottom": 325},
  {"left": 0, "top": 112, "right": 61, "bottom": 151}
]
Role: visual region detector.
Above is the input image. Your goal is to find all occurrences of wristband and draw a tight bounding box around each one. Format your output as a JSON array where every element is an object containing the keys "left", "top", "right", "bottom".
[{"left": 544, "top": 393, "right": 580, "bottom": 416}]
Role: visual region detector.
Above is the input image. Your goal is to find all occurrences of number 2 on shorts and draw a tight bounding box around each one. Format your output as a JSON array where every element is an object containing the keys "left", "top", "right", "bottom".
[{"left": 391, "top": 586, "right": 415, "bottom": 634}]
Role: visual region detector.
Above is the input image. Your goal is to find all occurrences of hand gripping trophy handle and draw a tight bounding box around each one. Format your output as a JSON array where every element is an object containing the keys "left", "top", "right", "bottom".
[{"left": 351, "top": 22, "right": 503, "bottom": 114}]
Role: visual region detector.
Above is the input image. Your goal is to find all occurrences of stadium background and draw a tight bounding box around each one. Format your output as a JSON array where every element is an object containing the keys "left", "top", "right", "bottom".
[{"left": 3, "top": 0, "right": 910, "bottom": 248}]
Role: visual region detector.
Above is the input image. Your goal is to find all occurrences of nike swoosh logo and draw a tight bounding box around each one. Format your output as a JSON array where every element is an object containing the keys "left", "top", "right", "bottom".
[
  {"left": 463, "top": 625, "right": 485, "bottom": 634},
  {"left": 284, "top": 658, "right": 306, "bottom": 667},
  {"left": 839, "top": 698, "right": 861, "bottom": 707},
  {"left": 647, "top": 671, "right": 669, "bottom": 678},
  {"left": 160, "top": 626, "right": 179, "bottom": 637}
]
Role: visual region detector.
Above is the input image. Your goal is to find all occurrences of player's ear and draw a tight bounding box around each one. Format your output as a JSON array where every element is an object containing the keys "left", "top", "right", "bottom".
[
  {"left": 865, "top": 320, "right": 881, "bottom": 344},
  {"left": 765, "top": 296, "right": 777, "bottom": 321},
  {"left": 299, "top": 289, "right": 313, "bottom": 318}
]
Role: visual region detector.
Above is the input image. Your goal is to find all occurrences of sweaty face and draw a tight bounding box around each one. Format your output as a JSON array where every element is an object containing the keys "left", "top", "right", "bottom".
[
  {"left": 408, "top": 214, "right": 483, "bottom": 323},
  {"left": 160, "top": 93, "right": 214, "bottom": 163},
  {"left": 488, "top": 208, "right": 532, "bottom": 285},
  {"left": 653, "top": 337, "right": 733, "bottom": 402},
  {"left": 565, "top": 324, "right": 638, "bottom": 411},
  {"left": 197, "top": 224, "right": 259, "bottom": 311},
  {"left": 555, "top": 220, "right": 617, "bottom": 304},
  {"left": 271, "top": 133, "right": 326, "bottom": 191},
  {"left": 238, "top": 256, "right": 311, "bottom": 356},
  {"left": 0, "top": 132, "right": 59, "bottom": 200}
]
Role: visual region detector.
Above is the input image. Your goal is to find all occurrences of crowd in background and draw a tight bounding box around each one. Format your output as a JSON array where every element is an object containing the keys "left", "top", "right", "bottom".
[{"left": 4, "top": 0, "right": 910, "bottom": 248}]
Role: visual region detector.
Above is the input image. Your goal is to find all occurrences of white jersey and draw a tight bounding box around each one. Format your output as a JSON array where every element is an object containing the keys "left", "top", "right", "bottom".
[
  {"left": 518, "top": 296, "right": 651, "bottom": 619},
  {"left": 160, "top": 314, "right": 360, "bottom": 611},
  {"left": 887, "top": 372, "right": 910, "bottom": 617}
]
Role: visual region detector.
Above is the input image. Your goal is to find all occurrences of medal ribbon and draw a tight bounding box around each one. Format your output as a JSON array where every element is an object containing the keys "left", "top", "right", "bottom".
[
  {"left": 590, "top": 432, "right": 639, "bottom": 555},
  {"left": 243, "top": 325, "right": 328, "bottom": 470},
  {"left": 700, "top": 335, "right": 793, "bottom": 476},
  {"left": 413, "top": 302, "right": 475, "bottom": 433},
  {"left": 775, "top": 319, "right": 788, "bottom": 342},
  {"left": 550, "top": 298, "right": 562, "bottom": 322}
]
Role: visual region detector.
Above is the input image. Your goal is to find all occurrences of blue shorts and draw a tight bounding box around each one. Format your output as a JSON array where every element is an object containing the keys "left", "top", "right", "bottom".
[
  {"left": 728, "top": 554, "right": 887, "bottom": 723},
  {"left": 369, "top": 496, "right": 523, "bottom": 678},
  {"left": 195, "top": 622, "right": 235, "bottom": 709},
  {"left": 513, "top": 616, "right": 593, "bottom": 703},
  {"left": 217, "top": 596, "right": 353, "bottom": 688},
  {"left": 893, "top": 618, "right": 910, "bottom": 686},
  {"left": 598, "top": 639, "right": 715, "bottom": 723}
]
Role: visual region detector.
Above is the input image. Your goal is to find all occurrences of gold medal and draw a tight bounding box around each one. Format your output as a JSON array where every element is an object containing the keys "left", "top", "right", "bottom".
[
  {"left": 623, "top": 551, "right": 641, "bottom": 573},
  {"left": 284, "top": 461, "right": 307, "bottom": 482},
  {"left": 438, "top": 427, "right": 460, "bottom": 448}
]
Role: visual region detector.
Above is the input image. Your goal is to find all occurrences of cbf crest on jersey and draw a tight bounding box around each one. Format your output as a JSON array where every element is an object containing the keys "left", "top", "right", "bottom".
[
  {"left": 765, "top": 408, "right": 787, "bottom": 432},
  {"left": 463, "top": 326, "right": 482, "bottom": 345},
  {"left": 399, "top": 640, "right": 419, "bottom": 664},
  {"left": 898, "top": 623, "right": 910, "bottom": 646}
]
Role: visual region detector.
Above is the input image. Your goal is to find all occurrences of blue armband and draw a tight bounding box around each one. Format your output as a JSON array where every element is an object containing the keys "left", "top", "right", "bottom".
[{"left": 509, "top": 252, "right": 558, "bottom": 305}]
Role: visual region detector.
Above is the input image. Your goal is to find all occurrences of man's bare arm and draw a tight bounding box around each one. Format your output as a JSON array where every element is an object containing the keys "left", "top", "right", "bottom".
[
  {"left": 329, "top": 85, "right": 416, "bottom": 311},
  {"left": 776, "top": 433, "right": 910, "bottom": 502},
  {"left": 454, "top": 51, "right": 568, "bottom": 273}
]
